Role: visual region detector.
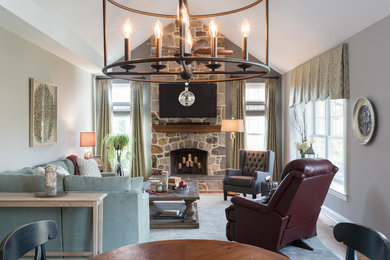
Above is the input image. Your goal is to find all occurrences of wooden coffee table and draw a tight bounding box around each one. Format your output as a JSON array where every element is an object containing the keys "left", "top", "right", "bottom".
[
  {"left": 148, "top": 181, "right": 200, "bottom": 229},
  {"left": 90, "top": 239, "right": 289, "bottom": 260}
]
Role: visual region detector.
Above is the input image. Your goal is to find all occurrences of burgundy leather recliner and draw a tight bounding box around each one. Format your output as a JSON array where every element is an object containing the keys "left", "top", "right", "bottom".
[{"left": 225, "top": 158, "right": 338, "bottom": 251}]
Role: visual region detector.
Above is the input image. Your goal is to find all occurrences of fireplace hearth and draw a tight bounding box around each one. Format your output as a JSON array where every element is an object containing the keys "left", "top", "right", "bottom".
[{"left": 171, "top": 148, "right": 208, "bottom": 175}]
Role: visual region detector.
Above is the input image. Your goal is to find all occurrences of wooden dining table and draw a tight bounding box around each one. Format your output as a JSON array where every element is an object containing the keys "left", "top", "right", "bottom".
[{"left": 90, "top": 239, "right": 289, "bottom": 260}]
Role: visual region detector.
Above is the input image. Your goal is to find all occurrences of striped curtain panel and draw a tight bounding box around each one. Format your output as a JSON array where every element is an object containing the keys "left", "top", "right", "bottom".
[
  {"left": 130, "top": 81, "right": 146, "bottom": 179},
  {"left": 231, "top": 80, "right": 246, "bottom": 169},
  {"left": 265, "top": 79, "right": 281, "bottom": 182},
  {"left": 96, "top": 79, "right": 114, "bottom": 172}
]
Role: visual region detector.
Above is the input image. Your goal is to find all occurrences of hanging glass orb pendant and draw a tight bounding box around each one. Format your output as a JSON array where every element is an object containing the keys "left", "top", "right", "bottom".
[{"left": 178, "top": 86, "right": 195, "bottom": 107}]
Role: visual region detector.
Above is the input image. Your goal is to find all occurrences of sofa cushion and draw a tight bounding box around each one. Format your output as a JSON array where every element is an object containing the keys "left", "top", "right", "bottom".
[
  {"left": 17, "top": 167, "right": 35, "bottom": 175},
  {"left": 225, "top": 176, "right": 253, "bottom": 187},
  {"left": 77, "top": 158, "right": 101, "bottom": 177},
  {"left": 36, "top": 160, "right": 69, "bottom": 172},
  {"left": 63, "top": 159, "right": 75, "bottom": 175},
  {"left": 35, "top": 165, "right": 70, "bottom": 176},
  {"left": 0, "top": 174, "right": 64, "bottom": 192},
  {"left": 64, "top": 176, "right": 143, "bottom": 192}
]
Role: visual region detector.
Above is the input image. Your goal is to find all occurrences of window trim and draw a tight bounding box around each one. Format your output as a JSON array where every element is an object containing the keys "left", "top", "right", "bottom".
[
  {"left": 111, "top": 83, "right": 131, "bottom": 134},
  {"left": 245, "top": 83, "right": 265, "bottom": 150},
  {"left": 312, "top": 98, "right": 348, "bottom": 196}
]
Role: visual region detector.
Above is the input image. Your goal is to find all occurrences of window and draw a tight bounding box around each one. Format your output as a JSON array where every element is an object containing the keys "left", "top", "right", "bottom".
[
  {"left": 311, "top": 99, "right": 346, "bottom": 194},
  {"left": 112, "top": 83, "right": 131, "bottom": 134},
  {"left": 245, "top": 83, "right": 265, "bottom": 150}
]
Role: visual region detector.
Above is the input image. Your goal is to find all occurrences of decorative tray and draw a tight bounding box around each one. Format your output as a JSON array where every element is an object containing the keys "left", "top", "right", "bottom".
[
  {"left": 145, "top": 189, "right": 172, "bottom": 195},
  {"left": 34, "top": 191, "right": 67, "bottom": 198},
  {"left": 173, "top": 187, "right": 189, "bottom": 193}
]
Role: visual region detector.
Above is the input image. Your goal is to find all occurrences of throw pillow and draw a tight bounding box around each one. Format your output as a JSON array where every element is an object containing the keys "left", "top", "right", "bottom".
[
  {"left": 77, "top": 157, "right": 101, "bottom": 177},
  {"left": 35, "top": 165, "right": 70, "bottom": 176}
]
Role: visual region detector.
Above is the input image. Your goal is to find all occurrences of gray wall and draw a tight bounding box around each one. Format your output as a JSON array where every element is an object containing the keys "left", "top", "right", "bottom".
[
  {"left": 0, "top": 26, "right": 93, "bottom": 172},
  {"left": 225, "top": 39, "right": 282, "bottom": 169},
  {"left": 283, "top": 14, "right": 390, "bottom": 236}
]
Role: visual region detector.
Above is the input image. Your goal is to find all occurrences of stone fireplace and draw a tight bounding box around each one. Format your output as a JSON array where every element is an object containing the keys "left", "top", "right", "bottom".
[
  {"left": 151, "top": 132, "right": 226, "bottom": 176},
  {"left": 150, "top": 18, "right": 227, "bottom": 177}
]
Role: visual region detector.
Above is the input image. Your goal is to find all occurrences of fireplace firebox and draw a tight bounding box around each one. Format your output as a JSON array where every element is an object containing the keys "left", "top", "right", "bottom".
[{"left": 170, "top": 148, "right": 207, "bottom": 175}]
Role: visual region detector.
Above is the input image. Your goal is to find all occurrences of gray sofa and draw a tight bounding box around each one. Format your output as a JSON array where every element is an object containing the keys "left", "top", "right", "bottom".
[{"left": 0, "top": 159, "right": 150, "bottom": 253}]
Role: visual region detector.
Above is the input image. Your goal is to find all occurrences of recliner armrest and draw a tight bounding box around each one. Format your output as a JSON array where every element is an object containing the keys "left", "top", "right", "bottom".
[
  {"left": 231, "top": 196, "right": 269, "bottom": 213},
  {"left": 225, "top": 169, "right": 242, "bottom": 177}
]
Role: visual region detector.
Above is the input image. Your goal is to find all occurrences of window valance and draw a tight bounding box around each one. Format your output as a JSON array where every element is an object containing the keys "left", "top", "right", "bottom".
[{"left": 289, "top": 44, "right": 349, "bottom": 107}]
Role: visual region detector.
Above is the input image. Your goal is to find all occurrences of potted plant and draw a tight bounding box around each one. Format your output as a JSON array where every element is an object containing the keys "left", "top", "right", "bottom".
[{"left": 104, "top": 134, "right": 130, "bottom": 176}]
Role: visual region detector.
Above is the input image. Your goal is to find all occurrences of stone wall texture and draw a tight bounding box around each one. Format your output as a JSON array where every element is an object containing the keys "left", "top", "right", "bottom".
[{"left": 150, "top": 19, "right": 227, "bottom": 176}]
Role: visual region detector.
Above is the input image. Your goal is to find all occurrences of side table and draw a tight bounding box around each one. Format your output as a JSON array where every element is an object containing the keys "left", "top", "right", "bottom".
[
  {"left": 0, "top": 192, "right": 107, "bottom": 257},
  {"left": 261, "top": 181, "right": 278, "bottom": 196}
]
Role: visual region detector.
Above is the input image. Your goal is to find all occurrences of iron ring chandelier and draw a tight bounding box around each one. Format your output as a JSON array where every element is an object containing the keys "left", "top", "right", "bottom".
[
  {"left": 107, "top": 0, "right": 264, "bottom": 18},
  {"left": 102, "top": 0, "right": 271, "bottom": 84}
]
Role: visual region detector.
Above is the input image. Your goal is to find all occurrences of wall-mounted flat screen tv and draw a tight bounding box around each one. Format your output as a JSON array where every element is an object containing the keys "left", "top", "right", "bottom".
[{"left": 159, "top": 83, "right": 217, "bottom": 118}]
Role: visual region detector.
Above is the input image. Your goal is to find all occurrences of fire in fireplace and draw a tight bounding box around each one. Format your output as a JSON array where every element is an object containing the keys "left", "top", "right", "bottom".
[{"left": 170, "top": 148, "right": 208, "bottom": 175}]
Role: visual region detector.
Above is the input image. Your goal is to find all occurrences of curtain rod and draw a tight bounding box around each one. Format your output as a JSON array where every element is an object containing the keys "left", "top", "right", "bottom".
[
  {"left": 95, "top": 76, "right": 146, "bottom": 80},
  {"left": 229, "top": 75, "right": 280, "bottom": 80}
]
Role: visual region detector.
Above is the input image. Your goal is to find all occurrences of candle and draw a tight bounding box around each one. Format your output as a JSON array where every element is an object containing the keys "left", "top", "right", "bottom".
[
  {"left": 198, "top": 162, "right": 201, "bottom": 169},
  {"left": 188, "top": 154, "right": 192, "bottom": 161},
  {"left": 154, "top": 20, "right": 163, "bottom": 64},
  {"left": 241, "top": 19, "right": 250, "bottom": 61},
  {"left": 194, "top": 156, "right": 198, "bottom": 163},
  {"left": 186, "top": 161, "right": 190, "bottom": 167},
  {"left": 178, "top": 163, "right": 182, "bottom": 170},
  {"left": 182, "top": 156, "right": 186, "bottom": 164},
  {"left": 190, "top": 161, "right": 194, "bottom": 167},
  {"left": 123, "top": 19, "right": 132, "bottom": 61},
  {"left": 177, "top": 3, "right": 190, "bottom": 54},
  {"left": 209, "top": 20, "right": 218, "bottom": 59},
  {"left": 45, "top": 165, "right": 57, "bottom": 196}
]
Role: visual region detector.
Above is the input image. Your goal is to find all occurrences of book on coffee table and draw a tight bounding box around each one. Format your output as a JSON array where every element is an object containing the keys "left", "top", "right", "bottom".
[
  {"left": 154, "top": 211, "right": 186, "bottom": 219},
  {"left": 161, "top": 210, "right": 180, "bottom": 216}
]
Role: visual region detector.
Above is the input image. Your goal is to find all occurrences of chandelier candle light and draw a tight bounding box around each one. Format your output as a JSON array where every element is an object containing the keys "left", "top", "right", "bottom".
[
  {"left": 241, "top": 19, "right": 250, "bottom": 61},
  {"left": 209, "top": 19, "right": 218, "bottom": 67},
  {"left": 102, "top": 0, "right": 271, "bottom": 83},
  {"left": 154, "top": 21, "right": 163, "bottom": 62},
  {"left": 123, "top": 19, "right": 131, "bottom": 61}
]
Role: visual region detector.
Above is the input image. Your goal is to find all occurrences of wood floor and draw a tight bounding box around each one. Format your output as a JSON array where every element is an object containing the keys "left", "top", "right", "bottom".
[
  {"left": 317, "top": 213, "right": 368, "bottom": 260},
  {"left": 317, "top": 213, "right": 346, "bottom": 259}
]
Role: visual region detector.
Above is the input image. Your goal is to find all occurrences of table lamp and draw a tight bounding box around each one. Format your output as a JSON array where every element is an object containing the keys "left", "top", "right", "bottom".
[
  {"left": 221, "top": 119, "right": 245, "bottom": 141},
  {"left": 80, "top": 132, "right": 96, "bottom": 159}
]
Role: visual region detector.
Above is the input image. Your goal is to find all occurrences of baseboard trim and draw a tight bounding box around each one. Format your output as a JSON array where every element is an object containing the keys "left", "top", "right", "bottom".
[{"left": 321, "top": 205, "right": 351, "bottom": 224}]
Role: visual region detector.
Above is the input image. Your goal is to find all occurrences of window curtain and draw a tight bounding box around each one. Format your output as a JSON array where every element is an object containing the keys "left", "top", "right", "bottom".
[
  {"left": 289, "top": 43, "right": 349, "bottom": 107},
  {"left": 130, "top": 81, "right": 146, "bottom": 179},
  {"left": 231, "top": 80, "right": 246, "bottom": 169},
  {"left": 265, "top": 79, "right": 281, "bottom": 182},
  {"left": 96, "top": 79, "right": 114, "bottom": 172}
]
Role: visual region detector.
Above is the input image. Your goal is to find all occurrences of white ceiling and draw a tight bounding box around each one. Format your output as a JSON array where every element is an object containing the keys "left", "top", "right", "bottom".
[{"left": 1, "top": 0, "right": 390, "bottom": 74}]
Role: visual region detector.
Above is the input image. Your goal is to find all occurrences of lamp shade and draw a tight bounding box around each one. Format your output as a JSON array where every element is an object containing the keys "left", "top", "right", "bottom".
[
  {"left": 80, "top": 132, "right": 96, "bottom": 147},
  {"left": 221, "top": 119, "right": 245, "bottom": 132}
]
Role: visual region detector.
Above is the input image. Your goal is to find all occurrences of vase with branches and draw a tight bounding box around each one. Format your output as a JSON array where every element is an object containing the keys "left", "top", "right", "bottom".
[
  {"left": 293, "top": 105, "right": 314, "bottom": 158},
  {"left": 104, "top": 134, "right": 130, "bottom": 176}
]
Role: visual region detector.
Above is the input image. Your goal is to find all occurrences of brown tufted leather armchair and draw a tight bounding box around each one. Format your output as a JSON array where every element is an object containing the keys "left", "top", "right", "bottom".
[
  {"left": 223, "top": 150, "right": 275, "bottom": 200},
  {"left": 225, "top": 158, "right": 338, "bottom": 251}
]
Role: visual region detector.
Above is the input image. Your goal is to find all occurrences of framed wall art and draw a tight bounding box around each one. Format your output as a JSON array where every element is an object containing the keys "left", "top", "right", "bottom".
[
  {"left": 352, "top": 97, "right": 376, "bottom": 145},
  {"left": 29, "top": 78, "right": 58, "bottom": 147}
]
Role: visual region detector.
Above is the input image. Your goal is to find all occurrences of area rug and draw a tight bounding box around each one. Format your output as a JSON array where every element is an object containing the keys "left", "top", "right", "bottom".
[{"left": 150, "top": 193, "right": 339, "bottom": 260}]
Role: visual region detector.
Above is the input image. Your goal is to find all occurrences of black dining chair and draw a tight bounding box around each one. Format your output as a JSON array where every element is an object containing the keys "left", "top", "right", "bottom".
[
  {"left": 333, "top": 222, "right": 390, "bottom": 260},
  {"left": 0, "top": 220, "right": 58, "bottom": 260}
]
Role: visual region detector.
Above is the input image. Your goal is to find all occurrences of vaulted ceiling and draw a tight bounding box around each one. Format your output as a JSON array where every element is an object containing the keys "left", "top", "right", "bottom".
[{"left": 1, "top": 0, "right": 390, "bottom": 74}]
